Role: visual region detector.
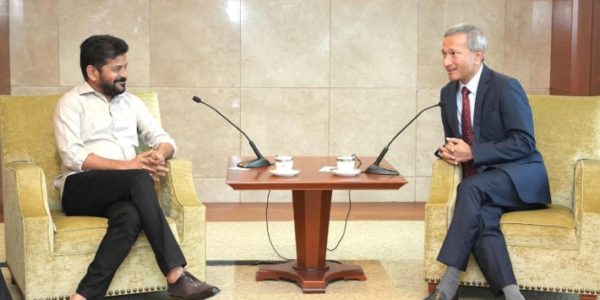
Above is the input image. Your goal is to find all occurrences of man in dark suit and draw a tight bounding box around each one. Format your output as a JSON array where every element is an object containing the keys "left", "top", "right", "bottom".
[{"left": 424, "top": 24, "right": 551, "bottom": 300}]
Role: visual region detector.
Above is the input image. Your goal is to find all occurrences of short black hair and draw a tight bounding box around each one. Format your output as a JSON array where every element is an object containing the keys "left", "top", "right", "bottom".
[{"left": 80, "top": 35, "right": 129, "bottom": 81}]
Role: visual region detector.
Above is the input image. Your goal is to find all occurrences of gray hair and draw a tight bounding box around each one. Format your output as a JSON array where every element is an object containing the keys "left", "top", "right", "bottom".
[{"left": 444, "top": 24, "right": 486, "bottom": 61}]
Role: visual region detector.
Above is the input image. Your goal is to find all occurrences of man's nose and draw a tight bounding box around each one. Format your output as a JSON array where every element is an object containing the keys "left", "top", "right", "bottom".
[
  {"left": 443, "top": 55, "right": 452, "bottom": 67},
  {"left": 120, "top": 68, "right": 129, "bottom": 79}
]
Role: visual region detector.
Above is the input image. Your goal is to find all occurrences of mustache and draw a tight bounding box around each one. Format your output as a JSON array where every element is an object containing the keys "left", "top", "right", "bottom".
[{"left": 114, "top": 78, "right": 127, "bottom": 83}]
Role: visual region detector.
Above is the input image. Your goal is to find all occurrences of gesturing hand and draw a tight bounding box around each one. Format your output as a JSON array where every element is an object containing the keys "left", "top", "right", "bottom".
[{"left": 438, "top": 138, "right": 474, "bottom": 165}]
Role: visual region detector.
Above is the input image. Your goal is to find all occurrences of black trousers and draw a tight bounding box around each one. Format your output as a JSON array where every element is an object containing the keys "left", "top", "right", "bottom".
[
  {"left": 436, "top": 168, "right": 545, "bottom": 295},
  {"left": 62, "top": 170, "right": 187, "bottom": 300}
]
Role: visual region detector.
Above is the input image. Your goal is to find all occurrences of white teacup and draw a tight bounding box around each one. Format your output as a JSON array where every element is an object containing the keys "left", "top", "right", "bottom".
[
  {"left": 275, "top": 156, "right": 294, "bottom": 171},
  {"left": 336, "top": 156, "right": 356, "bottom": 171}
]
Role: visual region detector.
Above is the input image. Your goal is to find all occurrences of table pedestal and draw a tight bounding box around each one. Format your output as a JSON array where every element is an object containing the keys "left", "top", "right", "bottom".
[{"left": 255, "top": 190, "right": 367, "bottom": 293}]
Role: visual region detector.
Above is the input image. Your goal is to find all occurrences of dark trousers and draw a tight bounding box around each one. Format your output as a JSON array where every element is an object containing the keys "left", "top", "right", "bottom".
[
  {"left": 62, "top": 169, "right": 187, "bottom": 300},
  {"left": 436, "top": 168, "right": 544, "bottom": 295},
  {"left": 0, "top": 266, "right": 12, "bottom": 300}
]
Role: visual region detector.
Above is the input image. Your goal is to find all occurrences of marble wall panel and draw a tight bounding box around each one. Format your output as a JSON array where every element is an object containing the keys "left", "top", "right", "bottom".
[
  {"left": 241, "top": 0, "right": 329, "bottom": 87},
  {"left": 330, "top": 0, "right": 418, "bottom": 88}
]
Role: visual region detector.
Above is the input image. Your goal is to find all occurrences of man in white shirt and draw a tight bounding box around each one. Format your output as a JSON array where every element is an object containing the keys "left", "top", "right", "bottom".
[
  {"left": 425, "top": 24, "right": 550, "bottom": 300},
  {"left": 54, "top": 35, "right": 219, "bottom": 300}
]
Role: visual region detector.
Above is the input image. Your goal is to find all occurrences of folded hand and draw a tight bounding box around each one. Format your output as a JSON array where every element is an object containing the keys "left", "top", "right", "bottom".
[
  {"left": 137, "top": 151, "right": 169, "bottom": 181},
  {"left": 439, "top": 138, "right": 473, "bottom": 165}
]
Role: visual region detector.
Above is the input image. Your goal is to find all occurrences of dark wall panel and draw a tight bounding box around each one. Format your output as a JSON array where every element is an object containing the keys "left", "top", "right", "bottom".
[
  {"left": 570, "top": 0, "right": 593, "bottom": 95},
  {"left": 591, "top": 1, "right": 600, "bottom": 95},
  {"left": 551, "top": 0, "right": 600, "bottom": 96},
  {"left": 550, "top": 1, "right": 573, "bottom": 95}
]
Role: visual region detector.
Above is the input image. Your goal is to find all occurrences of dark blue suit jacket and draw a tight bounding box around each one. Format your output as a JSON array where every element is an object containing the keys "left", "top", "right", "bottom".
[{"left": 438, "top": 65, "right": 551, "bottom": 204}]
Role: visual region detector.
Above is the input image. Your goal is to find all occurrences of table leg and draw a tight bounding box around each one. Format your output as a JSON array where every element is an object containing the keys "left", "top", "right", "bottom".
[{"left": 256, "top": 190, "right": 367, "bottom": 293}]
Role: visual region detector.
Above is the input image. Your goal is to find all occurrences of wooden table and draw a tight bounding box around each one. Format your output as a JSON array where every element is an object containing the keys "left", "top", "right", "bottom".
[{"left": 226, "top": 156, "right": 408, "bottom": 293}]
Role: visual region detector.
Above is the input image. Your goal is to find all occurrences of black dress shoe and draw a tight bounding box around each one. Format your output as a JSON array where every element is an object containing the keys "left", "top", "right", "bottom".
[
  {"left": 423, "top": 289, "right": 458, "bottom": 300},
  {"left": 168, "top": 270, "right": 220, "bottom": 300}
]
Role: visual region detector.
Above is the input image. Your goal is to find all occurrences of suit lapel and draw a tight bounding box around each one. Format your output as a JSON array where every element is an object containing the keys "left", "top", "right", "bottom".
[
  {"left": 446, "top": 81, "right": 460, "bottom": 138},
  {"left": 473, "top": 65, "right": 490, "bottom": 144}
]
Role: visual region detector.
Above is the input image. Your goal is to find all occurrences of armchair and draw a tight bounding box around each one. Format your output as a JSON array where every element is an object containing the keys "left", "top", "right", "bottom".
[
  {"left": 0, "top": 93, "right": 206, "bottom": 300},
  {"left": 424, "top": 95, "right": 600, "bottom": 299}
]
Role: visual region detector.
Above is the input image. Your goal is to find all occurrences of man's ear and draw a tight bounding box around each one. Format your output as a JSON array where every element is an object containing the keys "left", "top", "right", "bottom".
[
  {"left": 475, "top": 49, "right": 485, "bottom": 64},
  {"left": 86, "top": 65, "right": 99, "bottom": 81}
]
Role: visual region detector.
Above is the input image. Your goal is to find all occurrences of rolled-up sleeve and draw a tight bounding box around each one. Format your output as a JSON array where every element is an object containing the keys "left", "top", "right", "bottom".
[
  {"left": 53, "top": 96, "right": 91, "bottom": 172},
  {"left": 136, "top": 99, "right": 178, "bottom": 156}
]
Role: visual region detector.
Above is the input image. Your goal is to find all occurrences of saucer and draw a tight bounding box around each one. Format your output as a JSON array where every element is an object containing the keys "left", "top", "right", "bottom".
[
  {"left": 269, "top": 169, "right": 300, "bottom": 177},
  {"left": 332, "top": 169, "right": 361, "bottom": 177}
]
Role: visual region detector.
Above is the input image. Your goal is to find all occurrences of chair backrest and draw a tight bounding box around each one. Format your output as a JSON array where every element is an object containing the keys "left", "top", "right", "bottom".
[
  {"left": 529, "top": 95, "right": 600, "bottom": 209},
  {"left": 0, "top": 92, "right": 161, "bottom": 211}
]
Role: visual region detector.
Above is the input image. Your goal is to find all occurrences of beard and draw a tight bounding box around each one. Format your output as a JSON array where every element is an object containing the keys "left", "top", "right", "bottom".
[{"left": 100, "top": 76, "right": 127, "bottom": 98}]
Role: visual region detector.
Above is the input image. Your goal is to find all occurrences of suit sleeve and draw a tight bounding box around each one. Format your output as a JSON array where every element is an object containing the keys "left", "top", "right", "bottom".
[
  {"left": 434, "top": 88, "right": 455, "bottom": 158},
  {"left": 470, "top": 78, "right": 537, "bottom": 165}
]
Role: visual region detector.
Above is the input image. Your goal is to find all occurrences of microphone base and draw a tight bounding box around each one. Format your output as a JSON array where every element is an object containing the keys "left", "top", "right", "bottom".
[
  {"left": 238, "top": 157, "right": 272, "bottom": 168},
  {"left": 364, "top": 164, "right": 399, "bottom": 176}
]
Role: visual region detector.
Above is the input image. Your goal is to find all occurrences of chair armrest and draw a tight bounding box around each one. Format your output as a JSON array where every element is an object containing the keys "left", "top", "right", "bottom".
[
  {"left": 575, "top": 159, "right": 600, "bottom": 216},
  {"left": 424, "top": 159, "right": 462, "bottom": 278},
  {"left": 424, "top": 159, "right": 461, "bottom": 233},
  {"left": 426, "top": 159, "right": 462, "bottom": 206},
  {"left": 3, "top": 161, "right": 54, "bottom": 282},
  {"left": 3, "top": 161, "right": 52, "bottom": 219},
  {"left": 157, "top": 158, "right": 205, "bottom": 244}
]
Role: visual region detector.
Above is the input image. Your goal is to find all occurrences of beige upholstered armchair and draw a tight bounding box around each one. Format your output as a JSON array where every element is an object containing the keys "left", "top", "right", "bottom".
[
  {"left": 0, "top": 93, "right": 207, "bottom": 300},
  {"left": 424, "top": 95, "right": 600, "bottom": 300}
]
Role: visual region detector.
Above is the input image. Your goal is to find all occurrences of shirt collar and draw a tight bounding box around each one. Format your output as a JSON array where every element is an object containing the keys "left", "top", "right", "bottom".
[
  {"left": 459, "top": 63, "right": 484, "bottom": 94},
  {"left": 77, "top": 81, "right": 96, "bottom": 96},
  {"left": 77, "top": 81, "right": 125, "bottom": 103}
]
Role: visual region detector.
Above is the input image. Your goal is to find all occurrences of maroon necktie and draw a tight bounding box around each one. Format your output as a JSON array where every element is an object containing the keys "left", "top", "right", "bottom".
[{"left": 461, "top": 87, "right": 477, "bottom": 178}]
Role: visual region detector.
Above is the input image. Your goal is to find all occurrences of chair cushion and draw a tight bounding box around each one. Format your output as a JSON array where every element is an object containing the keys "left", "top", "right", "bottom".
[
  {"left": 51, "top": 211, "right": 179, "bottom": 256},
  {"left": 500, "top": 204, "right": 578, "bottom": 249}
]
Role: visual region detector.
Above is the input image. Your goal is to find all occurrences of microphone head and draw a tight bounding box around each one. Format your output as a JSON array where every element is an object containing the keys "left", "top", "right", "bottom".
[
  {"left": 438, "top": 100, "right": 447, "bottom": 107},
  {"left": 192, "top": 96, "right": 202, "bottom": 103}
]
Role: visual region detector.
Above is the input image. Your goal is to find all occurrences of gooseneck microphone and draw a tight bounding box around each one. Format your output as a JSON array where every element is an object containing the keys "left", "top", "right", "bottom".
[
  {"left": 192, "top": 96, "right": 271, "bottom": 168},
  {"left": 365, "top": 101, "right": 447, "bottom": 175}
]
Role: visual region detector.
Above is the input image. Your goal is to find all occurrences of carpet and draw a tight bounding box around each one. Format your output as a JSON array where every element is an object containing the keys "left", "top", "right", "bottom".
[{"left": 1, "top": 221, "right": 584, "bottom": 299}]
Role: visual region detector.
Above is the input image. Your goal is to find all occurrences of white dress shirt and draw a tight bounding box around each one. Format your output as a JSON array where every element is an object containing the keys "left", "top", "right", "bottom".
[
  {"left": 456, "top": 64, "right": 484, "bottom": 136},
  {"left": 53, "top": 81, "right": 177, "bottom": 196}
]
